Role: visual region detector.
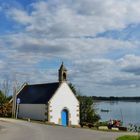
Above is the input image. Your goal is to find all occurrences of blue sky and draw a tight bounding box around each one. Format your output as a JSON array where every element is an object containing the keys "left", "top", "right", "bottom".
[{"left": 0, "top": 0, "right": 140, "bottom": 96}]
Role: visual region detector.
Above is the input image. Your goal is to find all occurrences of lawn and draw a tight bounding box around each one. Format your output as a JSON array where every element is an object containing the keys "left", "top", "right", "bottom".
[{"left": 116, "top": 135, "right": 140, "bottom": 140}]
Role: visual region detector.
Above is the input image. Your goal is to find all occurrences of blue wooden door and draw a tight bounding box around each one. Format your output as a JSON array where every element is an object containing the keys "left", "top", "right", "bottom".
[{"left": 61, "top": 109, "right": 68, "bottom": 126}]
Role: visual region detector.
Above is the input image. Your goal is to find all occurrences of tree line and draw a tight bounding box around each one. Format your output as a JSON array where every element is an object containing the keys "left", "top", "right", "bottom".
[{"left": 93, "top": 96, "right": 140, "bottom": 101}]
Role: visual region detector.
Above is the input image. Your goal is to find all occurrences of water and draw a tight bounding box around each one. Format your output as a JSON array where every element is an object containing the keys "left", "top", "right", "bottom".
[{"left": 95, "top": 101, "right": 140, "bottom": 126}]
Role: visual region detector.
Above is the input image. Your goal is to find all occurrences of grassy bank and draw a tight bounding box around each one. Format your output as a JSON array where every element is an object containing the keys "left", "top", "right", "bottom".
[{"left": 116, "top": 135, "right": 140, "bottom": 140}]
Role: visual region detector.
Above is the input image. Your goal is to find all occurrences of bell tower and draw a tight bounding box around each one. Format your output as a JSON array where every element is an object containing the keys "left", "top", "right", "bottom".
[{"left": 58, "top": 62, "right": 67, "bottom": 83}]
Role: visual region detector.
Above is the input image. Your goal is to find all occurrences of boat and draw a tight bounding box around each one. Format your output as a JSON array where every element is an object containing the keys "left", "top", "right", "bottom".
[{"left": 101, "top": 109, "right": 110, "bottom": 112}]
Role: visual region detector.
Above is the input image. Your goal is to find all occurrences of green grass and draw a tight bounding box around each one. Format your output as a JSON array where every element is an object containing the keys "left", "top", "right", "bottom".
[{"left": 116, "top": 135, "right": 140, "bottom": 140}]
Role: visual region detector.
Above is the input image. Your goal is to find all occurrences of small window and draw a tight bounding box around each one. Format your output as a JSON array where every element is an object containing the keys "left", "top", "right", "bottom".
[{"left": 63, "top": 73, "right": 66, "bottom": 80}]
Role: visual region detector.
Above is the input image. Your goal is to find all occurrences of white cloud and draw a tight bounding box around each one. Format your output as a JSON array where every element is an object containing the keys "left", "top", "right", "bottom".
[
  {"left": 0, "top": 0, "right": 140, "bottom": 96},
  {"left": 7, "top": 0, "right": 140, "bottom": 37},
  {"left": 1, "top": 32, "right": 137, "bottom": 60},
  {"left": 8, "top": 8, "right": 31, "bottom": 25},
  {"left": 118, "top": 54, "right": 140, "bottom": 68},
  {"left": 117, "top": 54, "right": 140, "bottom": 75},
  {"left": 69, "top": 55, "right": 140, "bottom": 95}
]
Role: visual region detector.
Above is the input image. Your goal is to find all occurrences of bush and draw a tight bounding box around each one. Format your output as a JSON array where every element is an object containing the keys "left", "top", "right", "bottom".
[
  {"left": 93, "top": 114, "right": 101, "bottom": 122},
  {"left": 0, "top": 102, "right": 12, "bottom": 117},
  {"left": 80, "top": 122, "right": 94, "bottom": 128},
  {"left": 78, "top": 96, "right": 101, "bottom": 124},
  {"left": 0, "top": 91, "right": 12, "bottom": 117},
  {"left": 116, "top": 135, "right": 139, "bottom": 140},
  {"left": 98, "top": 121, "right": 108, "bottom": 126},
  {"left": 118, "top": 126, "right": 127, "bottom": 131}
]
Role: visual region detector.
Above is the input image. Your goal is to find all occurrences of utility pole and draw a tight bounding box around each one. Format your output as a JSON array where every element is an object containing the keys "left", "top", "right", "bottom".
[
  {"left": 12, "top": 82, "right": 17, "bottom": 118},
  {"left": 11, "top": 72, "right": 30, "bottom": 118}
]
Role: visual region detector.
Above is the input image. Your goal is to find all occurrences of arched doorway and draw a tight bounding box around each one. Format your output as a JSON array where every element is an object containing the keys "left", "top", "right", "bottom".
[{"left": 61, "top": 109, "right": 69, "bottom": 126}]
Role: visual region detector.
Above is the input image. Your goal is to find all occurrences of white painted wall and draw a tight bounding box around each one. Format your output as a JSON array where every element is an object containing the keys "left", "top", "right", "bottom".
[
  {"left": 18, "top": 104, "right": 47, "bottom": 121},
  {"left": 49, "top": 82, "right": 79, "bottom": 125}
]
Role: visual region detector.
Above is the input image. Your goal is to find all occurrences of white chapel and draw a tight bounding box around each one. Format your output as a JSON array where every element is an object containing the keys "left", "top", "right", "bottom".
[{"left": 16, "top": 63, "right": 80, "bottom": 126}]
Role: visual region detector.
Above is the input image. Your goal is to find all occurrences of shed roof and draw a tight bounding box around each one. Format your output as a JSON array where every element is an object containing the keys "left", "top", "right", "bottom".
[{"left": 17, "top": 82, "right": 60, "bottom": 104}]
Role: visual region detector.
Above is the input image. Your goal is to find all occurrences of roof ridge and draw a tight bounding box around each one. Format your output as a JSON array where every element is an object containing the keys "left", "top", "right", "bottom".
[{"left": 28, "top": 82, "right": 59, "bottom": 86}]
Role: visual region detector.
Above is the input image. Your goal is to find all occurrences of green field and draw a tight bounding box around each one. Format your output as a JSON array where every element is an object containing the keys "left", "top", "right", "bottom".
[{"left": 116, "top": 135, "right": 140, "bottom": 140}]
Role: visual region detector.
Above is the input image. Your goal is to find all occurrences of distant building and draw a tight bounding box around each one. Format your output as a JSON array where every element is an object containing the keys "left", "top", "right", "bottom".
[{"left": 16, "top": 63, "right": 80, "bottom": 126}]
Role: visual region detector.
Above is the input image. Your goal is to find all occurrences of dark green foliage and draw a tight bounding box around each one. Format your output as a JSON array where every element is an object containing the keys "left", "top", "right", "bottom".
[
  {"left": 6, "top": 95, "right": 12, "bottom": 101},
  {"left": 97, "top": 121, "right": 108, "bottom": 126},
  {"left": 93, "top": 96, "right": 140, "bottom": 101},
  {"left": 0, "top": 90, "right": 12, "bottom": 117},
  {"left": 92, "top": 114, "right": 101, "bottom": 122},
  {"left": 69, "top": 83, "right": 100, "bottom": 124},
  {"left": 0, "top": 90, "right": 7, "bottom": 105},
  {"left": 69, "top": 83, "right": 78, "bottom": 96},
  {"left": 78, "top": 96, "right": 100, "bottom": 124}
]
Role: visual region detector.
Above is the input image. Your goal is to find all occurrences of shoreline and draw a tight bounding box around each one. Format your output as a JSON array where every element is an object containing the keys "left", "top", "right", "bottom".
[{"left": 92, "top": 96, "right": 140, "bottom": 102}]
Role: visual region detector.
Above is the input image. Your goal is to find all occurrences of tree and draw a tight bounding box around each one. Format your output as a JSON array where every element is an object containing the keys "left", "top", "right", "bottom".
[
  {"left": 78, "top": 96, "right": 100, "bottom": 124},
  {"left": 0, "top": 91, "right": 12, "bottom": 117},
  {"left": 1, "top": 79, "right": 10, "bottom": 97},
  {"left": 69, "top": 83, "right": 78, "bottom": 96},
  {"left": 69, "top": 83, "right": 100, "bottom": 124}
]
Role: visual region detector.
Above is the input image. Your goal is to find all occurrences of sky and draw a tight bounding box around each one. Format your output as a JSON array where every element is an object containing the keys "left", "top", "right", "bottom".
[{"left": 0, "top": 0, "right": 140, "bottom": 96}]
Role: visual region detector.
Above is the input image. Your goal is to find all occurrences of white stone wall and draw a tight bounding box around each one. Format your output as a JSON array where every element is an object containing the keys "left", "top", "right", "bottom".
[
  {"left": 18, "top": 104, "right": 47, "bottom": 121},
  {"left": 49, "top": 82, "right": 79, "bottom": 125}
]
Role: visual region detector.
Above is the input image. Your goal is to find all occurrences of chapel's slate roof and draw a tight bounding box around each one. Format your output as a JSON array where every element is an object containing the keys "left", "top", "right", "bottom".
[{"left": 17, "top": 82, "right": 60, "bottom": 104}]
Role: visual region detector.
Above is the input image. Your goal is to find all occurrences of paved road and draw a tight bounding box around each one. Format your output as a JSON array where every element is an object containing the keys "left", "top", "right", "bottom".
[{"left": 0, "top": 118, "right": 135, "bottom": 140}]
